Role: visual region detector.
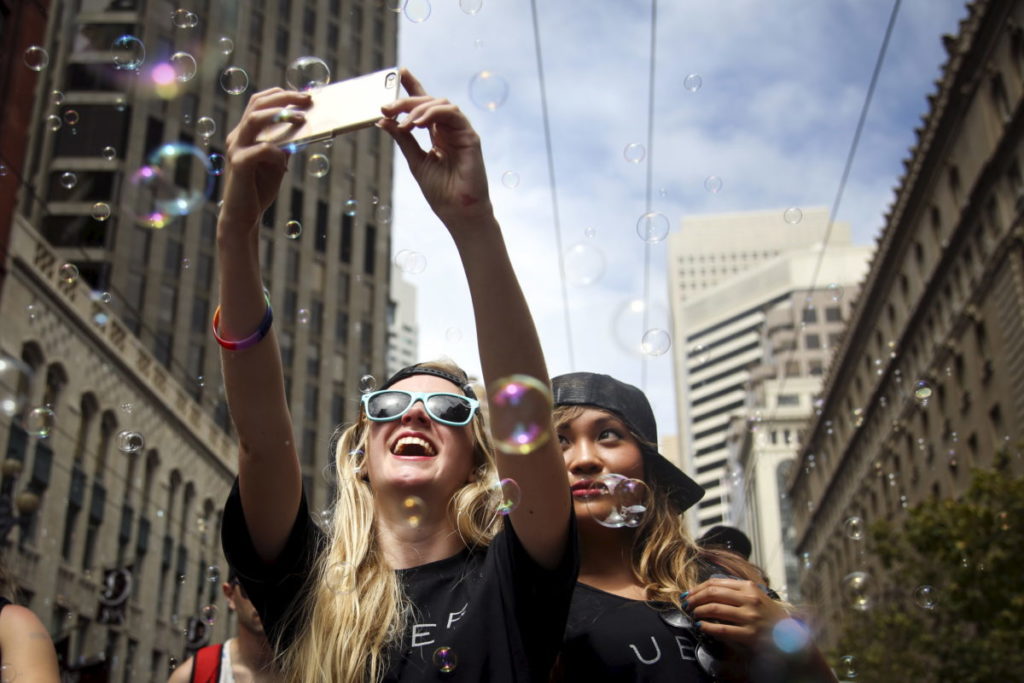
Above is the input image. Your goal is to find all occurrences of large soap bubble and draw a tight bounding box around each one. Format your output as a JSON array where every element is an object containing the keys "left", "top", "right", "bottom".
[{"left": 130, "top": 142, "right": 214, "bottom": 229}]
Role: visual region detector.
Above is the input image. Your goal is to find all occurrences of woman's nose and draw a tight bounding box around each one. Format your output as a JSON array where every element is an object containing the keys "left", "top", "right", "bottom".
[
  {"left": 566, "top": 441, "right": 603, "bottom": 474},
  {"left": 400, "top": 398, "right": 431, "bottom": 424}
]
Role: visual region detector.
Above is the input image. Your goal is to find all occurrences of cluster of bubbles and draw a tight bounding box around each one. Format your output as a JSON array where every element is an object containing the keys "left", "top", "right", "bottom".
[
  {"left": 488, "top": 375, "right": 552, "bottom": 455},
  {"left": 582, "top": 474, "right": 651, "bottom": 528}
]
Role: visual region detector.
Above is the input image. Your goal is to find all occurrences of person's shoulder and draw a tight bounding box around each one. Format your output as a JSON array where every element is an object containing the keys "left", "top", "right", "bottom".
[
  {"left": 0, "top": 603, "right": 48, "bottom": 637},
  {"left": 167, "top": 655, "right": 195, "bottom": 683}
]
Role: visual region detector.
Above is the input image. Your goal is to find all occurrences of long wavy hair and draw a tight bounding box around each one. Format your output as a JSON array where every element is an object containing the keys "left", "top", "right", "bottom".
[
  {"left": 554, "top": 405, "right": 764, "bottom": 610},
  {"left": 278, "top": 361, "right": 503, "bottom": 682}
]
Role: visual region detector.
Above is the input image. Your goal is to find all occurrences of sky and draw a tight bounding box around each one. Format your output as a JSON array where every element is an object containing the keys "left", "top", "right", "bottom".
[{"left": 387, "top": 0, "right": 969, "bottom": 437}]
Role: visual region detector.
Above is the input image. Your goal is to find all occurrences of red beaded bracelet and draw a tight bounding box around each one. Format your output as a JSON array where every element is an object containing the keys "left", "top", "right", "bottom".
[{"left": 211, "top": 291, "right": 273, "bottom": 351}]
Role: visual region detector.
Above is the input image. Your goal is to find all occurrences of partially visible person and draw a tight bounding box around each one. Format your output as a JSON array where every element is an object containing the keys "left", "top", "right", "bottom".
[
  {"left": 0, "top": 564, "right": 60, "bottom": 682},
  {"left": 167, "top": 568, "right": 279, "bottom": 683},
  {"left": 552, "top": 372, "right": 835, "bottom": 682},
  {"left": 698, "top": 525, "right": 754, "bottom": 561}
]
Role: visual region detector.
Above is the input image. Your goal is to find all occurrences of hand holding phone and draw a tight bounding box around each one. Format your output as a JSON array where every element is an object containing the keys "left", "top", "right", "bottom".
[{"left": 255, "top": 67, "right": 400, "bottom": 148}]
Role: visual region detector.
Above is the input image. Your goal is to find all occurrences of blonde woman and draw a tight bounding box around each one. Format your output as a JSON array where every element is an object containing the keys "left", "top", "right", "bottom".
[
  {"left": 551, "top": 372, "right": 835, "bottom": 682},
  {"left": 216, "top": 69, "right": 574, "bottom": 682}
]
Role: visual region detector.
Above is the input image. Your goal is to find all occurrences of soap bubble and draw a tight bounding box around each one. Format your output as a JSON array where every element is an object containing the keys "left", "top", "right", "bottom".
[
  {"left": 51, "top": 90, "right": 65, "bottom": 106},
  {"left": 26, "top": 406, "right": 55, "bottom": 438},
  {"left": 90, "top": 203, "right": 111, "bottom": 221},
  {"left": 46, "top": 115, "right": 62, "bottom": 132},
  {"left": 172, "top": 9, "right": 197, "bottom": 29},
  {"left": 286, "top": 56, "right": 331, "bottom": 91},
  {"left": 217, "top": 36, "right": 234, "bottom": 54},
  {"left": 325, "top": 561, "right": 356, "bottom": 594},
  {"left": 359, "top": 375, "right": 376, "bottom": 393},
  {"left": 843, "top": 516, "right": 864, "bottom": 541},
  {"left": 170, "top": 52, "right": 197, "bottom": 82},
  {"left": 394, "top": 249, "right": 427, "bottom": 274},
  {"left": 24, "top": 45, "right": 49, "bottom": 71},
  {"left": 704, "top": 175, "right": 723, "bottom": 193},
  {"left": 25, "top": 304, "right": 39, "bottom": 322},
  {"left": 783, "top": 207, "right": 803, "bottom": 224},
  {"left": 636, "top": 212, "right": 670, "bottom": 243},
  {"left": 839, "top": 654, "right": 857, "bottom": 678},
  {"left": 641, "top": 329, "right": 672, "bottom": 356},
  {"left": 404, "top": 0, "right": 432, "bottom": 23},
  {"left": 101, "top": 146, "right": 117, "bottom": 161},
  {"left": 842, "top": 571, "right": 872, "bottom": 611},
  {"left": 468, "top": 70, "right": 508, "bottom": 111},
  {"left": 623, "top": 143, "right": 645, "bottom": 164},
  {"left": 460, "top": 0, "right": 483, "bottom": 14},
  {"left": 494, "top": 478, "right": 521, "bottom": 515},
  {"left": 297, "top": 308, "right": 311, "bottom": 325},
  {"left": 501, "top": 171, "right": 519, "bottom": 188},
  {"left": 59, "top": 172, "right": 78, "bottom": 189},
  {"left": 208, "top": 154, "right": 225, "bottom": 176},
  {"left": 488, "top": 374, "right": 552, "bottom": 455},
  {"left": 401, "top": 496, "right": 426, "bottom": 528},
  {"left": 771, "top": 618, "right": 811, "bottom": 654},
  {"left": 308, "top": 154, "right": 330, "bottom": 178},
  {"left": 343, "top": 199, "right": 358, "bottom": 216},
  {"left": 285, "top": 220, "right": 302, "bottom": 239},
  {"left": 612, "top": 299, "right": 669, "bottom": 356},
  {"left": 432, "top": 646, "right": 458, "bottom": 674},
  {"left": 59, "top": 263, "right": 79, "bottom": 284},
  {"left": 63, "top": 110, "right": 80, "bottom": 126},
  {"left": 0, "top": 355, "right": 33, "bottom": 418},
  {"left": 92, "top": 290, "right": 113, "bottom": 304},
  {"left": 220, "top": 66, "right": 249, "bottom": 95},
  {"left": 827, "top": 283, "right": 844, "bottom": 301},
  {"left": 564, "top": 242, "right": 605, "bottom": 287},
  {"left": 129, "top": 142, "right": 214, "bottom": 229},
  {"left": 206, "top": 566, "right": 220, "bottom": 583},
  {"left": 913, "top": 584, "right": 937, "bottom": 609},
  {"left": 195, "top": 116, "right": 216, "bottom": 139},
  {"left": 112, "top": 35, "right": 145, "bottom": 71},
  {"left": 116, "top": 430, "right": 145, "bottom": 453},
  {"left": 583, "top": 226, "right": 596, "bottom": 238},
  {"left": 201, "top": 604, "right": 217, "bottom": 625},
  {"left": 584, "top": 474, "right": 651, "bottom": 528},
  {"left": 913, "top": 380, "right": 932, "bottom": 405},
  {"left": 683, "top": 74, "right": 702, "bottom": 92},
  {"left": 374, "top": 204, "right": 392, "bottom": 224}
]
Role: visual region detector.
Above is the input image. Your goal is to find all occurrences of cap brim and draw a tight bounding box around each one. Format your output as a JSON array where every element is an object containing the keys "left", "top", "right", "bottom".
[{"left": 645, "top": 450, "right": 705, "bottom": 512}]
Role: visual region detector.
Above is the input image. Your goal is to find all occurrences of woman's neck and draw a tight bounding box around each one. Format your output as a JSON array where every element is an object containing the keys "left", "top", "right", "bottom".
[
  {"left": 374, "top": 495, "right": 465, "bottom": 569},
  {"left": 577, "top": 524, "right": 646, "bottom": 600}
]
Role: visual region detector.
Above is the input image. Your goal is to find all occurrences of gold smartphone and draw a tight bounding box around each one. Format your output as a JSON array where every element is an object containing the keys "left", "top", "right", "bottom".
[{"left": 256, "top": 67, "right": 400, "bottom": 147}]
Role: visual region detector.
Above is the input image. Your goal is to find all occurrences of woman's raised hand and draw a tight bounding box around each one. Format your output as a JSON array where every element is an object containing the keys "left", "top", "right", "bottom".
[
  {"left": 684, "top": 577, "right": 790, "bottom": 648},
  {"left": 378, "top": 69, "right": 492, "bottom": 229},
  {"left": 220, "top": 88, "right": 312, "bottom": 236}
]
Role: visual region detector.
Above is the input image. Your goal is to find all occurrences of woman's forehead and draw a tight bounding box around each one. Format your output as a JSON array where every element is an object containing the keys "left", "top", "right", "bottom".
[
  {"left": 389, "top": 374, "right": 464, "bottom": 394},
  {"left": 561, "top": 406, "right": 627, "bottom": 430}
]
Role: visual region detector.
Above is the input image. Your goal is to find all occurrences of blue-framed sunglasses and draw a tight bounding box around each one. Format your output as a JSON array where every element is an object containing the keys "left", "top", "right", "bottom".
[{"left": 361, "top": 390, "right": 480, "bottom": 426}]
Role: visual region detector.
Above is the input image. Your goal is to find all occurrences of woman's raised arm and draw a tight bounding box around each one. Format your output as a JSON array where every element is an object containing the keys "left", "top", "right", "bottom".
[
  {"left": 217, "top": 88, "right": 311, "bottom": 563},
  {"left": 379, "top": 70, "right": 571, "bottom": 569}
]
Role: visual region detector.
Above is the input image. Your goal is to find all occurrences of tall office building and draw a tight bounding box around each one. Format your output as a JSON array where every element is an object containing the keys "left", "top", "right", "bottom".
[
  {"left": 788, "top": 0, "right": 1024, "bottom": 647},
  {"left": 386, "top": 270, "right": 418, "bottom": 376},
  {"left": 1, "top": 1, "right": 397, "bottom": 678},
  {"left": 667, "top": 209, "right": 870, "bottom": 534}
]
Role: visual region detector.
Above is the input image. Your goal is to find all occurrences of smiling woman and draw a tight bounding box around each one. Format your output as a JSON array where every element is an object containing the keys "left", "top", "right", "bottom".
[{"left": 215, "top": 69, "right": 576, "bottom": 683}]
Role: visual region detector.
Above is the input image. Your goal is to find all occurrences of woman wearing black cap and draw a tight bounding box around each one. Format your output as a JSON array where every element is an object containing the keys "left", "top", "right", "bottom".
[
  {"left": 215, "top": 69, "right": 575, "bottom": 682},
  {"left": 551, "top": 372, "right": 835, "bottom": 682}
]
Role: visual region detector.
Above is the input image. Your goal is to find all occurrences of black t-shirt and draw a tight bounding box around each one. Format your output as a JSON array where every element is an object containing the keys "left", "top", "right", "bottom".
[
  {"left": 559, "top": 583, "right": 716, "bottom": 682},
  {"left": 221, "top": 480, "right": 578, "bottom": 681}
]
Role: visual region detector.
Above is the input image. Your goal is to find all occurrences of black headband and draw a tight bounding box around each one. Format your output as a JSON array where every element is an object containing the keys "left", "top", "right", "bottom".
[{"left": 380, "top": 364, "right": 477, "bottom": 399}]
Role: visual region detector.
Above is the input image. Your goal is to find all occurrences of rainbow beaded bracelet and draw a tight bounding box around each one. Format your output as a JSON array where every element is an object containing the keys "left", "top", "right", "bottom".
[{"left": 211, "top": 290, "right": 273, "bottom": 351}]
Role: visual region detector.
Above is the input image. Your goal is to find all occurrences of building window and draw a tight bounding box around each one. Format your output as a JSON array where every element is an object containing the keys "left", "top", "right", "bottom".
[
  {"left": 801, "top": 307, "right": 817, "bottom": 324},
  {"left": 809, "top": 360, "right": 824, "bottom": 376},
  {"left": 784, "top": 360, "right": 800, "bottom": 377},
  {"left": 825, "top": 306, "right": 842, "bottom": 322},
  {"left": 777, "top": 394, "right": 799, "bottom": 407},
  {"left": 805, "top": 334, "right": 821, "bottom": 349}
]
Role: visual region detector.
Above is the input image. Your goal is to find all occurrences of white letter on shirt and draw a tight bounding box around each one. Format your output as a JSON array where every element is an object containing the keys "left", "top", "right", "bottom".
[
  {"left": 674, "top": 635, "right": 697, "bottom": 661},
  {"left": 629, "top": 637, "right": 662, "bottom": 665},
  {"left": 410, "top": 623, "right": 436, "bottom": 648},
  {"left": 447, "top": 603, "right": 468, "bottom": 629}
]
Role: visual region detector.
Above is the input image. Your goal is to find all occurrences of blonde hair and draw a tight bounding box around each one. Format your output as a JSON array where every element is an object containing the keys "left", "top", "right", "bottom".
[
  {"left": 553, "top": 405, "right": 763, "bottom": 610},
  {"left": 279, "top": 361, "right": 502, "bottom": 682}
]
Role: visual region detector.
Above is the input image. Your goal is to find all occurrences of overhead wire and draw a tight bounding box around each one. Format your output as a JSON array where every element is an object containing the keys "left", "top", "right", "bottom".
[
  {"left": 528, "top": 0, "right": 576, "bottom": 372},
  {"left": 733, "top": 0, "right": 905, "bottom": 519},
  {"left": 640, "top": 0, "right": 659, "bottom": 392}
]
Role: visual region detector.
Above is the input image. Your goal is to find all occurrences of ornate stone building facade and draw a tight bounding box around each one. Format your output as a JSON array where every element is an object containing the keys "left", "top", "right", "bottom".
[{"left": 789, "top": 0, "right": 1024, "bottom": 646}]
